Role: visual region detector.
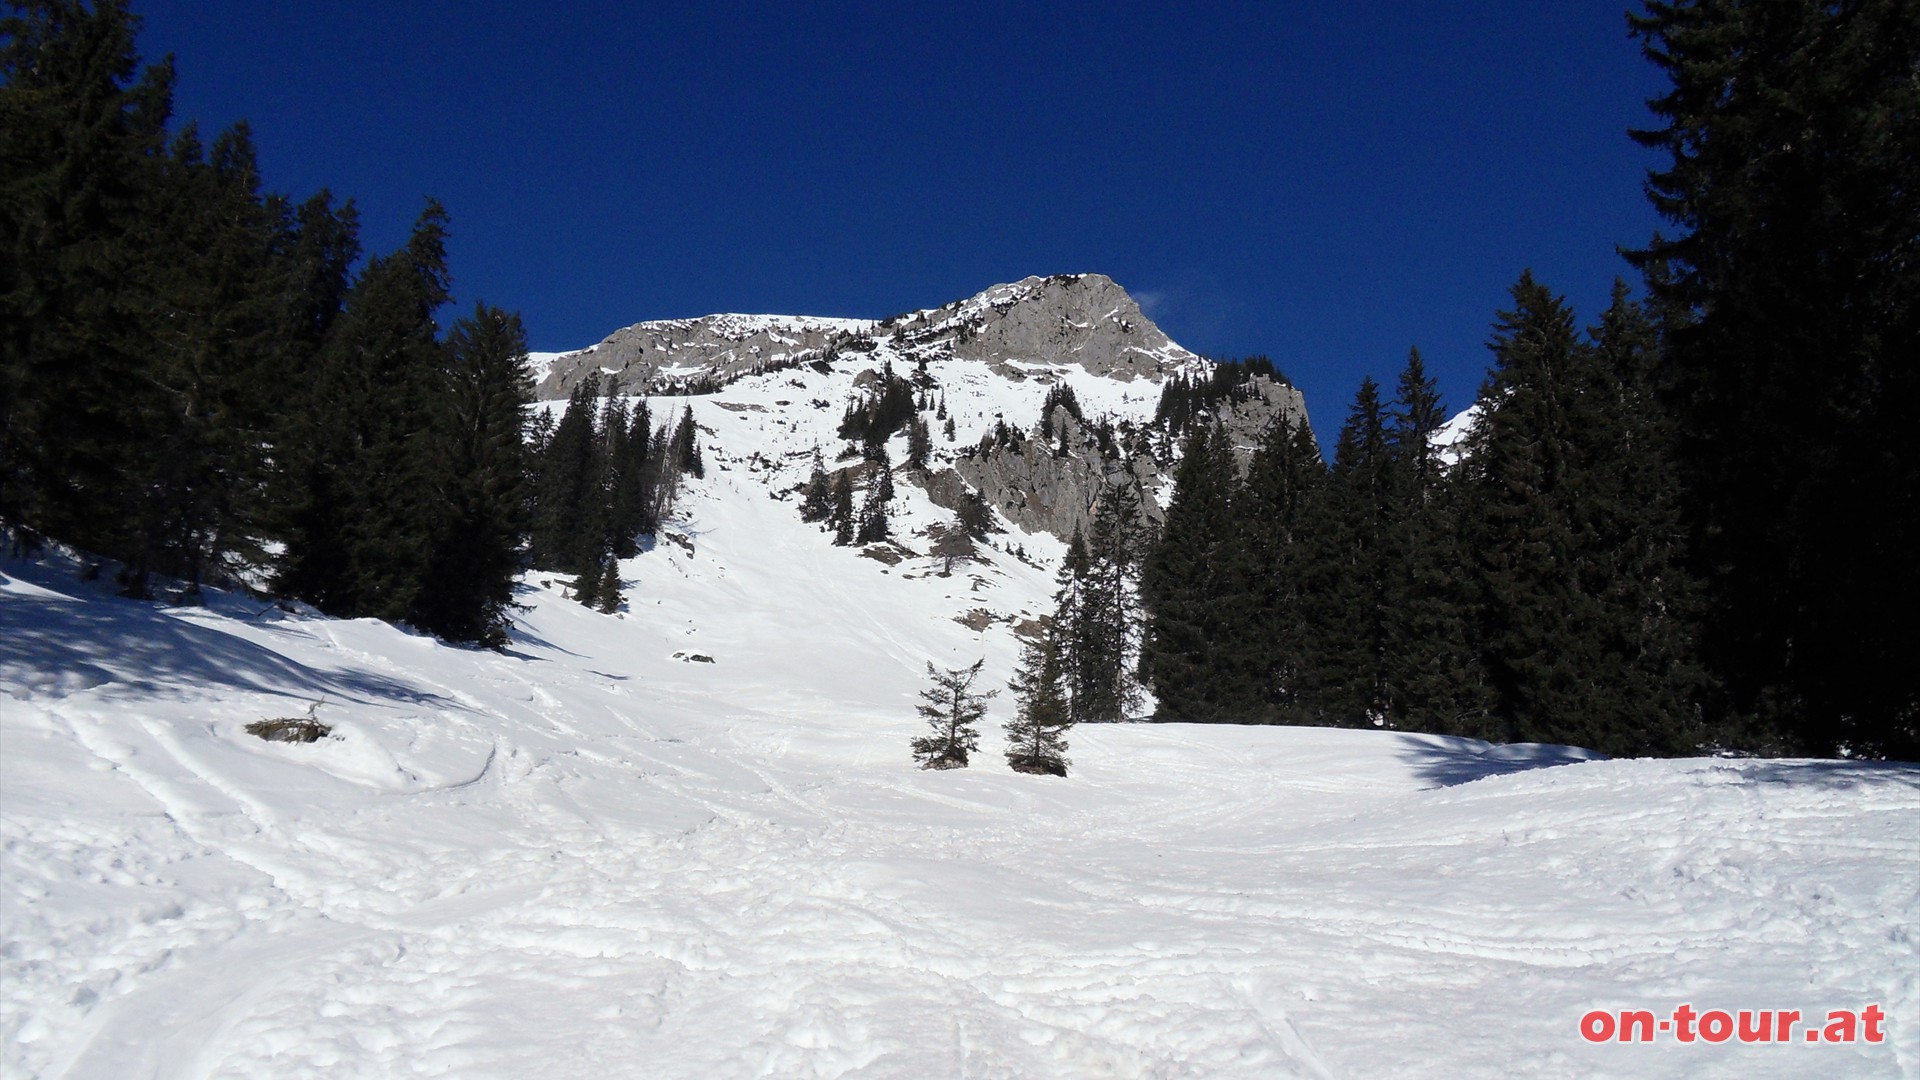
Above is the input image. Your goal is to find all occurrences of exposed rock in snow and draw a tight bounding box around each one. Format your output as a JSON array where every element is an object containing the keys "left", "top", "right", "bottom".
[
  {"left": 538, "top": 313, "right": 872, "bottom": 399},
  {"left": 535, "top": 273, "right": 1307, "bottom": 543},
  {"left": 885, "top": 273, "right": 1200, "bottom": 381},
  {"left": 536, "top": 273, "right": 1211, "bottom": 401}
]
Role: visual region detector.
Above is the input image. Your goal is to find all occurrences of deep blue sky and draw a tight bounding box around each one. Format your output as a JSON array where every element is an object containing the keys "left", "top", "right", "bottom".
[{"left": 134, "top": 1, "right": 1667, "bottom": 430}]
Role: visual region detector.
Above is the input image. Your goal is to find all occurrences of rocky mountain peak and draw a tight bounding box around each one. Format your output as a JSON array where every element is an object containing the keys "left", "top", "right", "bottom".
[
  {"left": 879, "top": 273, "right": 1198, "bottom": 381},
  {"left": 534, "top": 274, "right": 1202, "bottom": 400}
]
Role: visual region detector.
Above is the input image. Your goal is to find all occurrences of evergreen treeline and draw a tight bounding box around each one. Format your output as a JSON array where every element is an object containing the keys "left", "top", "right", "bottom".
[
  {"left": 1130, "top": 0, "right": 1915, "bottom": 760},
  {"left": 0, "top": 1, "right": 695, "bottom": 645},
  {"left": 523, "top": 377, "right": 702, "bottom": 611},
  {"left": 1138, "top": 287, "right": 1705, "bottom": 756},
  {"left": 1153, "top": 356, "right": 1286, "bottom": 439},
  {"left": 1626, "top": 0, "right": 1917, "bottom": 758},
  {"left": 836, "top": 362, "right": 917, "bottom": 451}
]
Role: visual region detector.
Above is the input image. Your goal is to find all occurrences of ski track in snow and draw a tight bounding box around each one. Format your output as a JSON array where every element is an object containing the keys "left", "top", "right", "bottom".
[{"left": 5, "top": 355, "right": 1918, "bottom": 1078}]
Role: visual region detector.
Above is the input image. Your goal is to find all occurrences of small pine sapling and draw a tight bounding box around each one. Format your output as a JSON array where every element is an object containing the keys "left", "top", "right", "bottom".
[
  {"left": 594, "top": 558, "right": 622, "bottom": 613},
  {"left": 911, "top": 659, "right": 996, "bottom": 770},
  {"left": 1005, "top": 635, "right": 1071, "bottom": 776}
]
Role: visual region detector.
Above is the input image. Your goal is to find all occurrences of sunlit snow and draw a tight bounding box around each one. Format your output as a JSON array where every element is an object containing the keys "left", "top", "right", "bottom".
[{"left": 3, "top": 354, "right": 1915, "bottom": 1078}]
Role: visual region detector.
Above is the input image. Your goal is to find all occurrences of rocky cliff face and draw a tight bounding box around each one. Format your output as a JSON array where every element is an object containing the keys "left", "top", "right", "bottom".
[
  {"left": 952, "top": 410, "right": 1168, "bottom": 541},
  {"left": 538, "top": 273, "right": 1313, "bottom": 543},
  {"left": 536, "top": 273, "right": 1201, "bottom": 400},
  {"left": 537, "top": 313, "right": 873, "bottom": 399},
  {"left": 880, "top": 274, "right": 1200, "bottom": 381}
]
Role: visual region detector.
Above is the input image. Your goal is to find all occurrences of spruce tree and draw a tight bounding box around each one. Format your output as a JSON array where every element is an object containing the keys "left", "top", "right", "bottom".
[
  {"left": 1380, "top": 349, "right": 1489, "bottom": 735},
  {"left": 1628, "top": 0, "right": 1919, "bottom": 757},
  {"left": 607, "top": 398, "right": 655, "bottom": 553},
  {"left": 1457, "top": 274, "right": 1587, "bottom": 744},
  {"left": 1072, "top": 486, "right": 1144, "bottom": 723},
  {"left": 829, "top": 471, "right": 855, "bottom": 545},
  {"left": 1, "top": 0, "right": 173, "bottom": 567},
  {"left": 107, "top": 124, "right": 283, "bottom": 593},
  {"left": 799, "top": 449, "right": 833, "bottom": 523},
  {"left": 527, "top": 373, "right": 619, "bottom": 583},
  {"left": 260, "top": 190, "right": 360, "bottom": 589},
  {"left": 593, "top": 556, "right": 622, "bottom": 614},
  {"left": 595, "top": 392, "right": 640, "bottom": 558},
  {"left": 1300, "top": 377, "right": 1393, "bottom": 727},
  {"left": 906, "top": 414, "right": 931, "bottom": 470},
  {"left": 672, "top": 404, "right": 703, "bottom": 479},
  {"left": 412, "top": 302, "right": 532, "bottom": 646},
  {"left": 1139, "top": 423, "right": 1240, "bottom": 721},
  {"left": 855, "top": 464, "right": 891, "bottom": 544},
  {"left": 1455, "top": 272, "right": 1707, "bottom": 755},
  {"left": 644, "top": 416, "right": 682, "bottom": 526},
  {"left": 1576, "top": 281, "right": 1711, "bottom": 752},
  {"left": 1233, "top": 416, "right": 1326, "bottom": 724},
  {"left": 572, "top": 556, "right": 602, "bottom": 610},
  {"left": 911, "top": 659, "right": 996, "bottom": 770},
  {"left": 1050, "top": 525, "right": 1092, "bottom": 721},
  {"left": 1005, "top": 634, "right": 1071, "bottom": 775},
  {"left": 955, "top": 490, "right": 993, "bottom": 539},
  {"left": 276, "top": 202, "right": 453, "bottom": 623}
]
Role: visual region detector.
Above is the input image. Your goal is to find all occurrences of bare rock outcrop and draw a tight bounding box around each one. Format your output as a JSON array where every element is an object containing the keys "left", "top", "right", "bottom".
[
  {"left": 538, "top": 314, "right": 872, "bottom": 399},
  {"left": 535, "top": 273, "right": 1204, "bottom": 400},
  {"left": 882, "top": 273, "right": 1200, "bottom": 381}
]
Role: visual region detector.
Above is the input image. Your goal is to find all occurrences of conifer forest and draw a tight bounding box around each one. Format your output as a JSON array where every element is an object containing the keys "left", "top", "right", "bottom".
[{"left": 4, "top": 0, "right": 1915, "bottom": 761}]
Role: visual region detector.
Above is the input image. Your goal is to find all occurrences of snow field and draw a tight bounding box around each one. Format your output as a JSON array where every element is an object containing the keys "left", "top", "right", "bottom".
[{"left": 4, "top": 356, "right": 1917, "bottom": 1077}]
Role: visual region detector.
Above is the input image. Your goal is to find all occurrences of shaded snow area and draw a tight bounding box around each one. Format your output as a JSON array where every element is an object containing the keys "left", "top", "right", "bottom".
[{"left": 5, "top": 371, "right": 1918, "bottom": 1077}]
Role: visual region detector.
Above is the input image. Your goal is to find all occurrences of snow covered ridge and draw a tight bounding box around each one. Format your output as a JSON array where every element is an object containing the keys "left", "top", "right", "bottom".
[
  {"left": 535, "top": 273, "right": 1211, "bottom": 400},
  {"left": 5, "top": 522, "right": 1918, "bottom": 1075},
  {"left": 1432, "top": 401, "right": 1482, "bottom": 468}
]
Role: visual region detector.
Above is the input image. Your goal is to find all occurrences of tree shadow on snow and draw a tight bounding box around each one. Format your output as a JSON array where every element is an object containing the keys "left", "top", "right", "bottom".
[
  {"left": 1704, "top": 758, "right": 1920, "bottom": 792},
  {"left": 1, "top": 581, "right": 457, "bottom": 711},
  {"left": 1394, "top": 732, "right": 1604, "bottom": 789}
]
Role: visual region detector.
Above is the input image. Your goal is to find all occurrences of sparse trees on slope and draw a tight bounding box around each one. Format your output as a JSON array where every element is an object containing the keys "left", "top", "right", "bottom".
[
  {"left": 1069, "top": 486, "right": 1145, "bottom": 723},
  {"left": 912, "top": 659, "right": 996, "bottom": 770}
]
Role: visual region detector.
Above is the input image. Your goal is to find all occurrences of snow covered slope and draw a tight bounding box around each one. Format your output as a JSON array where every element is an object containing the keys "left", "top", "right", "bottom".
[
  {"left": 4, "top": 450, "right": 1917, "bottom": 1077},
  {"left": 2, "top": 286, "right": 1914, "bottom": 1077}
]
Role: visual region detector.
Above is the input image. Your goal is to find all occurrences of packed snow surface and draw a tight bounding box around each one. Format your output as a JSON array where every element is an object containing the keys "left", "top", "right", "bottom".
[{"left": 4, "top": 366, "right": 1916, "bottom": 1076}]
